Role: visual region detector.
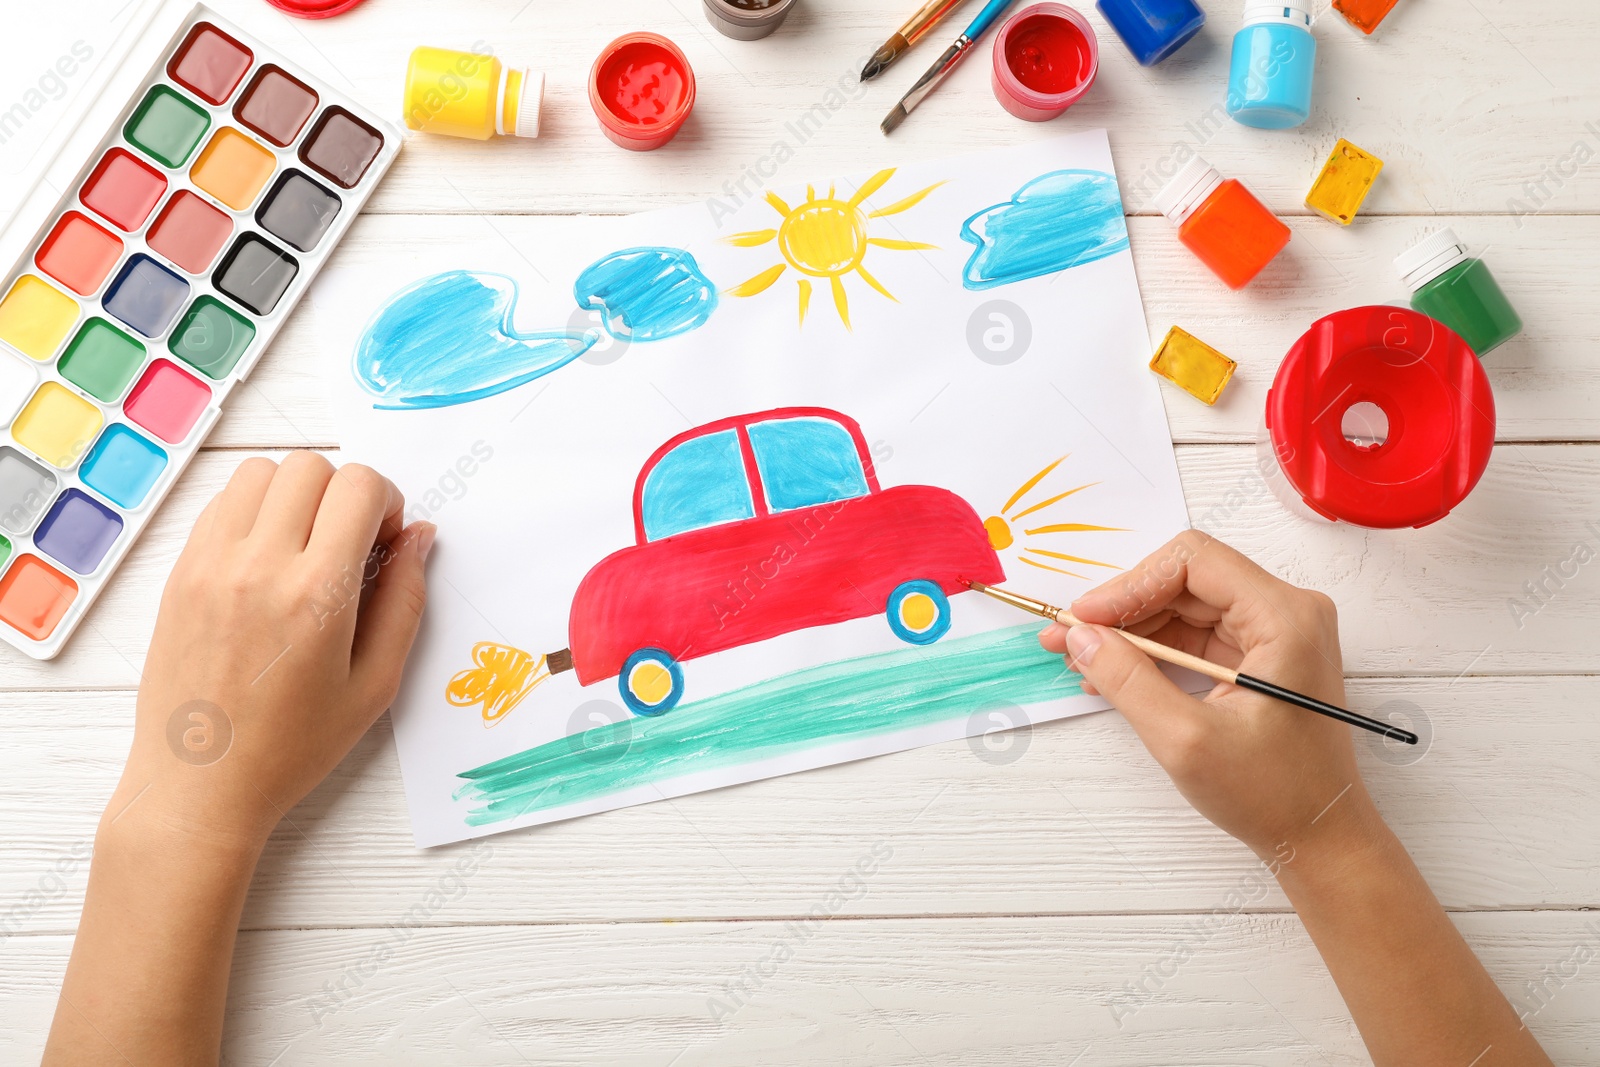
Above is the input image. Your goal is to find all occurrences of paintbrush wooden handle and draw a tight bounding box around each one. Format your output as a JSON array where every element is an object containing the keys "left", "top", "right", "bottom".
[
  {"left": 1052, "top": 610, "right": 1417, "bottom": 744},
  {"left": 1052, "top": 609, "right": 1238, "bottom": 685}
]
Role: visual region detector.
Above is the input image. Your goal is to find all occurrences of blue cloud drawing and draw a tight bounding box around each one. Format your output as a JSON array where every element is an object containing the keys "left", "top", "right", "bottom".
[
  {"left": 959, "top": 169, "right": 1131, "bottom": 291},
  {"left": 574, "top": 247, "right": 718, "bottom": 342},
  {"left": 354, "top": 271, "right": 596, "bottom": 409}
]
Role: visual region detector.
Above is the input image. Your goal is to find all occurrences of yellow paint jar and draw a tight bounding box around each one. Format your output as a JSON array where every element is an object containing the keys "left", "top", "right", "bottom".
[{"left": 403, "top": 46, "right": 544, "bottom": 141}]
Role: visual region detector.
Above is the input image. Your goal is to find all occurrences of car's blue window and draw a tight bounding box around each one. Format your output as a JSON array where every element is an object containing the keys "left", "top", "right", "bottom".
[
  {"left": 748, "top": 417, "right": 869, "bottom": 512},
  {"left": 640, "top": 429, "right": 755, "bottom": 541}
]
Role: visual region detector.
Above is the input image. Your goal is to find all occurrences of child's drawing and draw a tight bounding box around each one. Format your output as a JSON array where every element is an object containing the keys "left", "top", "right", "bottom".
[
  {"left": 572, "top": 246, "right": 718, "bottom": 342},
  {"left": 456, "top": 622, "right": 1081, "bottom": 826},
  {"left": 325, "top": 132, "right": 1195, "bottom": 846},
  {"left": 549, "top": 407, "right": 1003, "bottom": 715},
  {"left": 980, "top": 456, "right": 1126, "bottom": 579},
  {"left": 446, "top": 642, "right": 551, "bottom": 726},
  {"left": 353, "top": 271, "right": 596, "bottom": 409},
  {"left": 724, "top": 168, "right": 941, "bottom": 329},
  {"left": 355, "top": 247, "right": 716, "bottom": 410},
  {"left": 960, "top": 169, "right": 1129, "bottom": 290}
]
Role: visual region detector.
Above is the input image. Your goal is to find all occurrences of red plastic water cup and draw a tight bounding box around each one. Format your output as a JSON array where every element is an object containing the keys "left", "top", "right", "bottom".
[
  {"left": 1265, "top": 306, "right": 1495, "bottom": 529},
  {"left": 991, "top": 3, "right": 1099, "bottom": 122},
  {"left": 589, "top": 33, "right": 696, "bottom": 151}
]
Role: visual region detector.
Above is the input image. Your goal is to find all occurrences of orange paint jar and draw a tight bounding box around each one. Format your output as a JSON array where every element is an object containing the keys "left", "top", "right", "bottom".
[{"left": 1152, "top": 156, "right": 1290, "bottom": 290}]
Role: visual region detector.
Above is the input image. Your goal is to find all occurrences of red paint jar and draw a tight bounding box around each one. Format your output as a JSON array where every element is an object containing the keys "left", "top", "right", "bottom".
[
  {"left": 1263, "top": 306, "right": 1495, "bottom": 529},
  {"left": 589, "top": 33, "right": 696, "bottom": 152},
  {"left": 991, "top": 3, "right": 1099, "bottom": 122}
]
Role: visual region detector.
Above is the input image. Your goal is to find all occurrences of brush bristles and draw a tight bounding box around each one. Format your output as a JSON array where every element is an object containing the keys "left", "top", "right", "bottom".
[{"left": 880, "top": 104, "right": 909, "bottom": 135}]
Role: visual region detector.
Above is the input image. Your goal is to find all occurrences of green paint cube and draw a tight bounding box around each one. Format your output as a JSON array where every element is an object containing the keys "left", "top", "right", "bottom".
[
  {"left": 0, "top": 534, "right": 10, "bottom": 570},
  {"left": 169, "top": 296, "right": 255, "bottom": 379},
  {"left": 58, "top": 318, "right": 146, "bottom": 402},
  {"left": 124, "top": 85, "right": 210, "bottom": 168}
]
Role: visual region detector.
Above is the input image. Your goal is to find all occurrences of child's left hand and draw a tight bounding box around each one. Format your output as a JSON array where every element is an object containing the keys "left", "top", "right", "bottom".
[{"left": 107, "top": 451, "right": 433, "bottom": 852}]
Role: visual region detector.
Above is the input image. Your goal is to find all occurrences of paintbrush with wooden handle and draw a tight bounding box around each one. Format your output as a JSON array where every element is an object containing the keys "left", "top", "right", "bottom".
[{"left": 965, "top": 580, "right": 1418, "bottom": 745}]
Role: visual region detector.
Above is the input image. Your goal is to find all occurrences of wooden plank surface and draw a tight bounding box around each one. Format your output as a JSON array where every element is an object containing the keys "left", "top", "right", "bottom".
[
  {"left": 2, "top": 914, "right": 1597, "bottom": 1065},
  {"left": 1, "top": 677, "right": 1594, "bottom": 936}
]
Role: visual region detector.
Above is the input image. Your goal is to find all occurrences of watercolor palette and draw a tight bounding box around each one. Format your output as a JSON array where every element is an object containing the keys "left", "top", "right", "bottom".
[{"left": 0, "top": 5, "right": 399, "bottom": 658}]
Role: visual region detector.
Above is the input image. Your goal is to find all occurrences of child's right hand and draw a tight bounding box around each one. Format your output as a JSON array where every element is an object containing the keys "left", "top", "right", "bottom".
[{"left": 1040, "top": 531, "right": 1382, "bottom": 862}]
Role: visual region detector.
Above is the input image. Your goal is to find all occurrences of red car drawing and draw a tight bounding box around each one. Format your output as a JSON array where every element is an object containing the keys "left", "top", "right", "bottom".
[{"left": 549, "top": 407, "right": 1004, "bottom": 715}]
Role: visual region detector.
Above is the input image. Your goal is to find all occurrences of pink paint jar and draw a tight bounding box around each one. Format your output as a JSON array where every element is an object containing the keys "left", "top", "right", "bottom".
[
  {"left": 991, "top": 3, "right": 1099, "bottom": 121},
  {"left": 588, "top": 33, "right": 696, "bottom": 151}
]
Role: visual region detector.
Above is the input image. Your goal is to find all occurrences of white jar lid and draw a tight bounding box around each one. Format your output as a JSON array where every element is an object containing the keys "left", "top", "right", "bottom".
[
  {"left": 1243, "top": 1, "right": 1313, "bottom": 28},
  {"left": 1394, "top": 228, "right": 1470, "bottom": 291},
  {"left": 515, "top": 71, "right": 545, "bottom": 139},
  {"left": 496, "top": 68, "right": 545, "bottom": 139},
  {"left": 1151, "top": 156, "right": 1224, "bottom": 225}
]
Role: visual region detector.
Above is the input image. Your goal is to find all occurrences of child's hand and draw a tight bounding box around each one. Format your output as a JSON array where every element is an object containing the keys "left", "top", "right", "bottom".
[
  {"left": 107, "top": 453, "right": 433, "bottom": 851},
  {"left": 1040, "top": 531, "right": 1375, "bottom": 860}
]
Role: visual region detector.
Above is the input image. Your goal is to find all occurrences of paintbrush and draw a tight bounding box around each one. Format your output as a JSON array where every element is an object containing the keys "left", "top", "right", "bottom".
[
  {"left": 861, "top": 0, "right": 972, "bottom": 81},
  {"left": 881, "top": 0, "right": 1017, "bottom": 134},
  {"left": 964, "top": 580, "right": 1419, "bottom": 745}
]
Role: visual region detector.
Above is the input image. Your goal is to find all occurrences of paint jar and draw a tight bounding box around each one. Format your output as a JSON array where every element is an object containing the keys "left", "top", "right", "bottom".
[
  {"left": 991, "top": 4, "right": 1099, "bottom": 122},
  {"left": 1095, "top": 0, "right": 1206, "bottom": 66},
  {"left": 403, "top": 46, "right": 545, "bottom": 141},
  {"left": 1394, "top": 228, "right": 1523, "bottom": 356},
  {"left": 1263, "top": 306, "right": 1494, "bottom": 529},
  {"left": 1332, "top": 0, "right": 1399, "bottom": 35},
  {"left": 702, "top": 0, "right": 797, "bottom": 41},
  {"left": 1152, "top": 156, "right": 1290, "bottom": 290},
  {"left": 264, "top": 0, "right": 367, "bottom": 17},
  {"left": 589, "top": 33, "right": 696, "bottom": 151},
  {"left": 1226, "top": 1, "right": 1316, "bottom": 130}
]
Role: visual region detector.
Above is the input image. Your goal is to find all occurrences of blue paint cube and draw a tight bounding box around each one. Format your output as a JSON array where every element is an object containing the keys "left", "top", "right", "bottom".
[
  {"left": 81, "top": 424, "right": 169, "bottom": 509},
  {"left": 34, "top": 488, "right": 124, "bottom": 574},
  {"left": 104, "top": 254, "right": 190, "bottom": 337}
]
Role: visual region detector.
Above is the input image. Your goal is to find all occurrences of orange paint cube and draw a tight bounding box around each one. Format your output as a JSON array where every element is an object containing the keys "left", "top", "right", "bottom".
[
  {"left": 190, "top": 127, "right": 277, "bottom": 210},
  {"left": 0, "top": 554, "right": 78, "bottom": 640}
]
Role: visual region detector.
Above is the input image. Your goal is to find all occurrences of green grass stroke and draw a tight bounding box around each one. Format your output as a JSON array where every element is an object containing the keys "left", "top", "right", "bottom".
[{"left": 455, "top": 623, "right": 1082, "bottom": 825}]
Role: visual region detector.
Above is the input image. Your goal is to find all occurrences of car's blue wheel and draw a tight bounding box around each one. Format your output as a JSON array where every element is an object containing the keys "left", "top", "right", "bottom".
[
  {"left": 885, "top": 580, "right": 952, "bottom": 645},
  {"left": 619, "top": 647, "right": 684, "bottom": 717}
]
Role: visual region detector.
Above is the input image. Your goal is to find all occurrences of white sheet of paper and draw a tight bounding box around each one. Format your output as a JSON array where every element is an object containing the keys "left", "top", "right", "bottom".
[{"left": 316, "top": 130, "right": 1191, "bottom": 847}]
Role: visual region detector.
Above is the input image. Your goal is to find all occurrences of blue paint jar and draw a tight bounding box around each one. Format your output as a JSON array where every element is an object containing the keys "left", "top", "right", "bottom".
[
  {"left": 1226, "top": 1, "right": 1316, "bottom": 130},
  {"left": 1095, "top": 0, "right": 1206, "bottom": 66}
]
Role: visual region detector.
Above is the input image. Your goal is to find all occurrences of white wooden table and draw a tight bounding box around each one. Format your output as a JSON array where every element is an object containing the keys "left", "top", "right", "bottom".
[{"left": 4, "top": 1, "right": 1599, "bottom": 1062}]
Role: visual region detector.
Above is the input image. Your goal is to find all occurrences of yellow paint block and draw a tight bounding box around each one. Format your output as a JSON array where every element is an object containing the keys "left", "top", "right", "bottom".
[
  {"left": 12, "top": 382, "right": 103, "bottom": 469},
  {"left": 0, "top": 276, "right": 78, "bottom": 361},
  {"left": 1306, "top": 139, "right": 1384, "bottom": 225},
  {"left": 1149, "top": 326, "right": 1236, "bottom": 406}
]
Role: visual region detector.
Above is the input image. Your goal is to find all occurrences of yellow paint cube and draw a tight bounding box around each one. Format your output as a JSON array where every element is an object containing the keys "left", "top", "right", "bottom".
[
  {"left": 12, "top": 382, "right": 103, "bottom": 469},
  {"left": 0, "top": 275, "right": 79, "bottom": 361},
  {"left": 1305, "top": 139, "right": 1384, "bottom": 225},
  {"left": 1149, "top": 326, "right": 1236, "bottom": 406}
]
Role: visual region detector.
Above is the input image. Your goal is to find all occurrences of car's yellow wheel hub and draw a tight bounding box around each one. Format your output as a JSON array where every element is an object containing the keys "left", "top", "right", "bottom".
[
  {"left": 629, "top": 661, "right": 674, "bottom": 706},
  {"left": 899, "top": 592, "right": 938, "bottom": 633}
]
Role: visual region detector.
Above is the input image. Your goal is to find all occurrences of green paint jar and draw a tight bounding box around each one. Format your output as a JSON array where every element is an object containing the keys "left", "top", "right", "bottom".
[{"left": 1394, "top": 228, "right": 1522, "bottom": 356}]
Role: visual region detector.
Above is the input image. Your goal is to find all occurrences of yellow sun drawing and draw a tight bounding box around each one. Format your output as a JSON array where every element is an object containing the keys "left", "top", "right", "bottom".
[
  {"left": 984, "top": 456, "right": 1127, "bottom": 579},
  {"left": 724, "top": 168, "right": 943, "bottom": 329}
]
